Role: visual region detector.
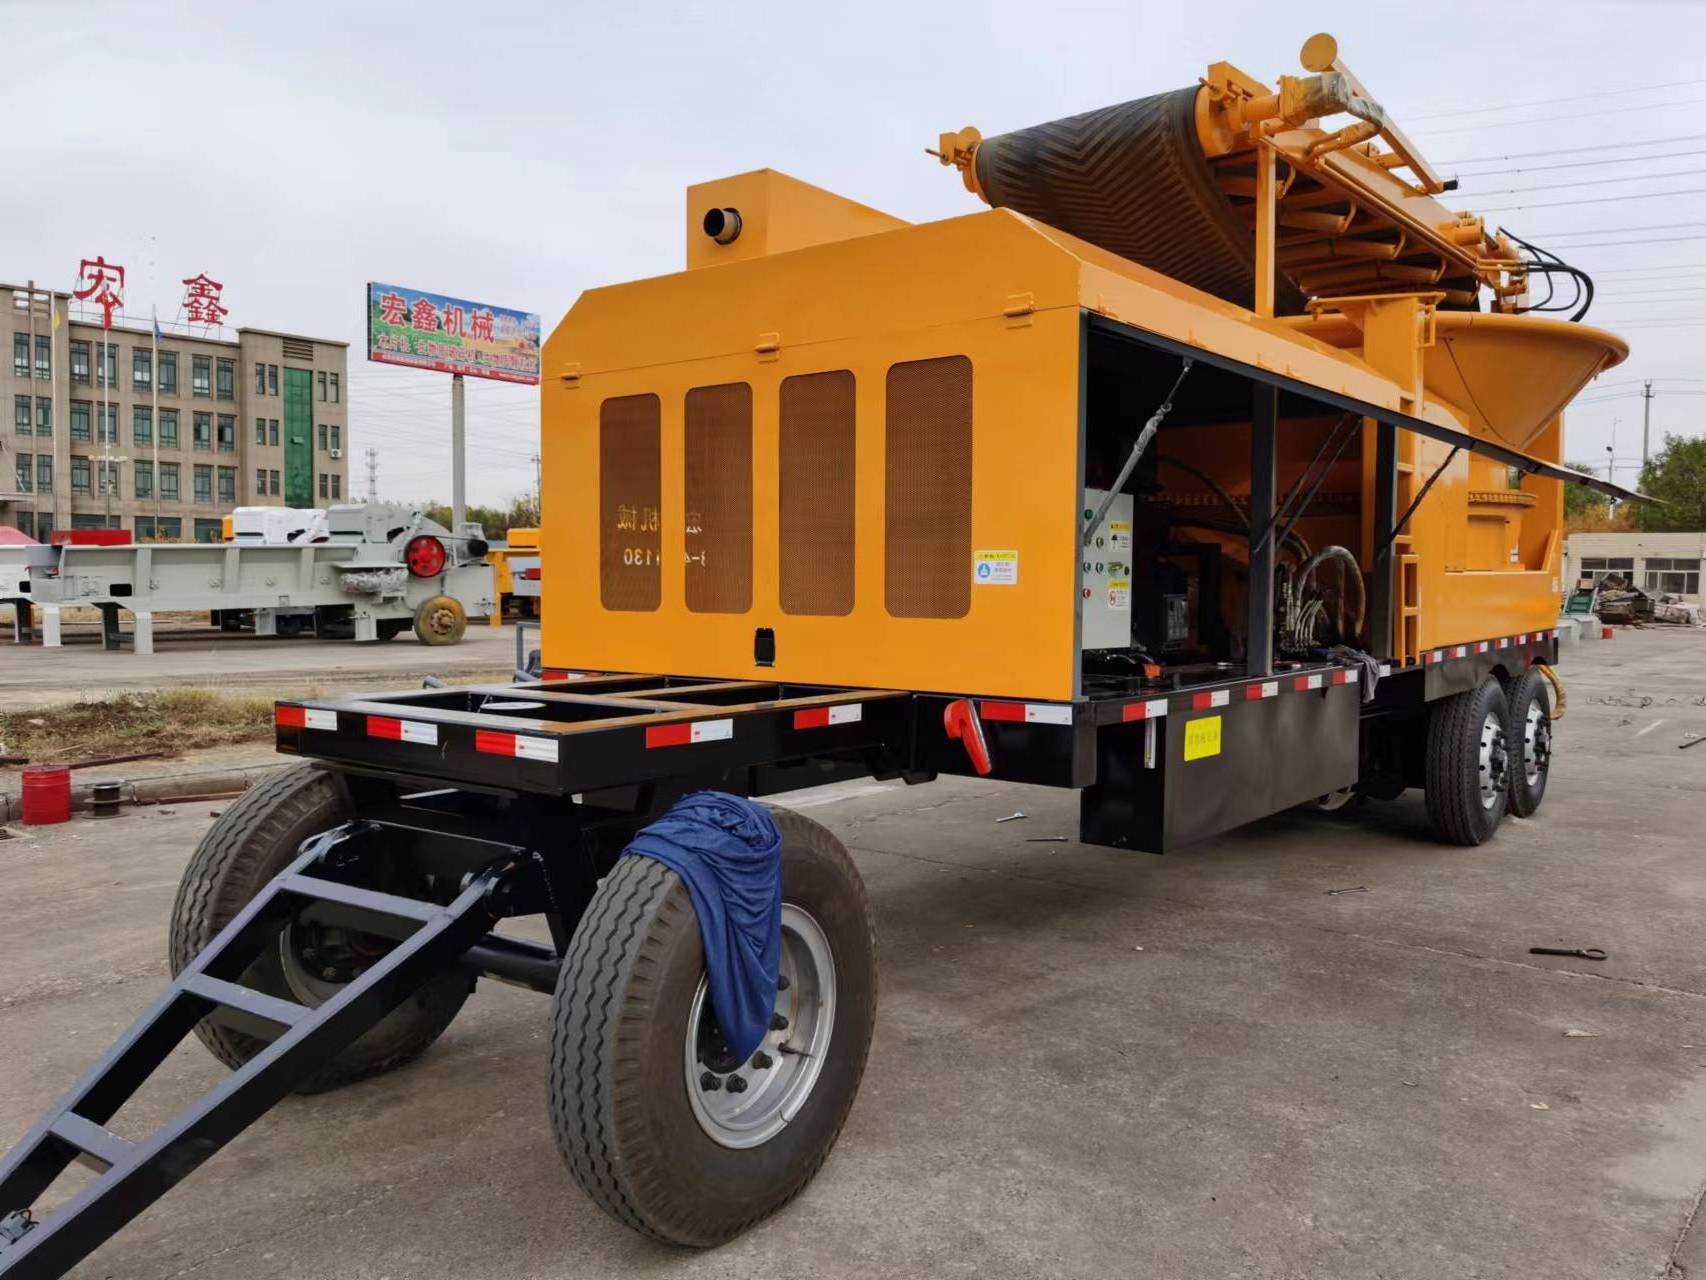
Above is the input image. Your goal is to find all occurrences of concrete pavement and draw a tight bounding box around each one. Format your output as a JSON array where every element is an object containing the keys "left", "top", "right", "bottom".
[{"left": 1, "top": 628, "right": 1703, "bottom": 1279}]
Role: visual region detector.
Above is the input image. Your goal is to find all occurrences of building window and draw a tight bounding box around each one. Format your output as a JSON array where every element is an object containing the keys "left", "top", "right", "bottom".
[
  {"left": 269, "top": 468, "right": 280, "bottom": 496},
  {"left": 318, "top": 370, "right": 327, "bottom": 401},
  {"left": 216, "top": 358, "right": 235, "bottom": 401},
  {"left": 191, "top": 354, "right": 210, "bottom": 397},
  {"left": 13, "top": 395, "right": 28, "bottom": 432},
  {"left": 1644, "top": 558, "right": 1702, "bottom": 596},
  {"left": 319, "top": 472, "right": 328, "bottom": 499},
  {"left": 217, "top": 466, "right": 236, "bottom": 503},
  {"left": 70, "top": 456, "right": 91, "bottom": 496},
  {"left": 331, "top": 474, "right": 341, "bottom": 499},
  {"left": 35, "top": 455, "right": 51, "bottom": 494},
  {"left": 268, "top": 418, "right": 279, "bottom": 446},
  {"left": 14, "top": 452, "right": 31, "bottom": 493},
  {"left": 97, "top": 341, "right": 116, "bottom": 387},
  {"left": 254, "top": 362, "right": 265, "bottom": 394},
  {"left": 133, "top": 348, "right": 152, "bottom": 389},
  {"left": 160, "top": 462, "right": 180, "bottom": 499},
  {"left": 194, "top": 464, "right": 212, "bottom": 503},
  {"left": 217, "top": 414, "right": 235, "bottom": 451},
  {"left": 140, "top": 515, "right": 181, "bottom": 541},
  {"left": 36, "top": 397, "right": 50, "bottom": 434},
  {"left": 99, "top": 460, "right": 120, "bottom": 496},
  {"left": 70, "top": 340, "right": 90, "bottom": 383},
  {"left": 255, "top": 418, "right": 266, "bottom": 446},
  {"left": 160, "top": 409, "right": 180, "bottom": 448},
  {"left": 13, "top": 333, "right": 28, "bottom": 377},
  {"left": 135, "top": 460, "right": 153, "bottom": 499},
  {"left": 255, "top": 467, "right": 267, "bottom": 495},
  {"left": 330, "top": 424, "right": 341, "bottom": 451},
  {"left": 15, "top": 512, "right": 33, "bottom": 540},
  {"left": 133, "top": 405, "right": 152, "bottom": 445},
  {"left": 318, "top": 423, "right": 328, "bottom": 450},
  {"left": 97, "top": 404, "right": 118, "bottom": 443},
  {"left": 35, "top": 334, "right": 49, "bottom": 379},
  {"left": 70, "top": 401, "right": 91, "bottom": 442},
  {"left": 193, "top": 411, "right": 212, "bottom": 450},
  {"left": 158, "top": 351, "right": 178, "bottom": 394},
  {"left": 267, "top": 364, "right": 278, "bottom": 396},
  {"left": 194, "top": 518, "right": 224, "bottom": 543},
  {"left": 329, "top": 372, "right": 339, "bottom": 404},
  {"left": 1579, "top": 556, "right": 1635, "bottom": 584}
]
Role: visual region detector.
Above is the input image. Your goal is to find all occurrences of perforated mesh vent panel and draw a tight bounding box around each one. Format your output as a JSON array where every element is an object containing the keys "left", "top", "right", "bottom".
[
  {"left": 684, "top": 382, "right": 753, "bottom": 614},
  {"left": 599, "top": 393, "right": 661, "bottom": 611},
  {"left": 779, "top": 370, "right": 856, "bottom": 616},
  {"left": 885, "top": 356, "right": 972, "bottom": 619}
]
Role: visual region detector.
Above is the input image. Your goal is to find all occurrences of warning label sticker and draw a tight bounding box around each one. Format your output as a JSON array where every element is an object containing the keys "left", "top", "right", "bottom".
[
  {"left": 1107, "top": 520, "right": 1132, "bottom": 554},
  {"left": 974, "top": 550, "right": 1019, "bottom": 586},
  {"left": 1107, "top": 578, "right": 1130, "bottom": 611},
  {"left": 1183, "top": 716, "right": 1223, "bottom": 762}
]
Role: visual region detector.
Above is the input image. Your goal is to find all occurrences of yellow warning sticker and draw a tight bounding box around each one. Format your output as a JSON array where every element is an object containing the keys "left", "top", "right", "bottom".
[{"left": 1183, "top": 716, "right": 1222, "bottom": 762}]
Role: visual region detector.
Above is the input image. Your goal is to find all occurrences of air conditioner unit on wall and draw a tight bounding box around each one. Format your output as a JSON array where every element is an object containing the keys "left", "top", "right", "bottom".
[{"left": 330, "top": 448, "right": 342, "bottom": 459}]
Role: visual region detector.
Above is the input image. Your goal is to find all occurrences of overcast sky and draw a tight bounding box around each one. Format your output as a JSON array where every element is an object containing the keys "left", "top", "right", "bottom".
[{"left": 5, "top": 1, "right": 1703, "bottom": 503}]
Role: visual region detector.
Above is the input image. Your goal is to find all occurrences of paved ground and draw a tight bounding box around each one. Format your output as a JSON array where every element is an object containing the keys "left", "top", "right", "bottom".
[
  {"left": 2, "top": 628, "right": 1704, "bottom": 1279},
  {"left": 0, "top": 616, "right": 523, "bottom": 709}
]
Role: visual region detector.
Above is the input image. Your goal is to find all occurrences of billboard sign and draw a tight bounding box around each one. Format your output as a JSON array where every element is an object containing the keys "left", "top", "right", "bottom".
[{"left": 365, "top": 282, "right": 541, "bottom": 385}]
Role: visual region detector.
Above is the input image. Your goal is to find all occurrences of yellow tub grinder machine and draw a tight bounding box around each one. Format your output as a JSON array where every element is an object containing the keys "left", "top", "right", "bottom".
[{"left": 0, "top": 38, "right": 1639, "bottom": 1277}]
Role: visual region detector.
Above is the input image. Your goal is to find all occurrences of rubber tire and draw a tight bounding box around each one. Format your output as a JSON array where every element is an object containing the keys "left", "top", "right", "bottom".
[
  {"left": 1505, "top": 669, "right": 1552, "bottom": 818},
  {"left": 1423, "top": 676, "right": 1511, "bottom": 846},
  {"left": 413, "top": 595, "right": 466, "bottom": 646},
  {"left": 167, "top": 762, "right": 472, "bottom": 1093},
  {"left": 548, "top": 807, "right": 876, "bottom": 1247}
]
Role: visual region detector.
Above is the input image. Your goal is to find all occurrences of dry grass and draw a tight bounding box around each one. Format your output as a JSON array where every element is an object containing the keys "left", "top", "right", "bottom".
[{"left": 0, "top": 689, "right": 276, "bottom": 766}]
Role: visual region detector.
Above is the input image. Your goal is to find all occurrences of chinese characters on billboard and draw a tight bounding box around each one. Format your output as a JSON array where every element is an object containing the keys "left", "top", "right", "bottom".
[{"left": 366, "top": 282, "right": 540, "bottom": 385}]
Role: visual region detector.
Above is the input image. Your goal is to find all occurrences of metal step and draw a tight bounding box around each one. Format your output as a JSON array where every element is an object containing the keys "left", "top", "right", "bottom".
[{"left": 0, "top": 823, "right": 514, "bottom": 1280}]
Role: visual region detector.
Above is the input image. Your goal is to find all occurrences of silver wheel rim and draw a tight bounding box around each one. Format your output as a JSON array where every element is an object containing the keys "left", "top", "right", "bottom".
[
  {"left": 684, "top": 904, "right": 836, "bottom": 1150},
  {"left": 1478, "top": 709, "right": 1509, "bottom": 809},
  {"left": 1522, "top": 701, "right": 1549, "bottom": 787}
]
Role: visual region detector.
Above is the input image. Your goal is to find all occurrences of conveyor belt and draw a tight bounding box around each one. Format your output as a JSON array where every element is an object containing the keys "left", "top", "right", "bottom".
[{"left": 974, "top": 86, "right": 1306, "bottom": 313}]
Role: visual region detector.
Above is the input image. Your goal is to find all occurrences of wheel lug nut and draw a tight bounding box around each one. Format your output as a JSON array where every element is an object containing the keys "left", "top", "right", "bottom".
[
  {"left": 322, "top": 966, "right": 340, "bottom": 981},
  {"left": 700, "top": 1072, "right": 722, "bottom": 1091},
  {"left": 725, "top": 1075, "right": 748, "bottom": 1093},
  {"left": 751, "top": 1051, "right": 773, "bottom": 1069},
  {"left": 776, "top": 974, "right": 790, "bottom": 991},
  {"left": 770, "top": 1013, "right": 789, "bottom": 1031}
]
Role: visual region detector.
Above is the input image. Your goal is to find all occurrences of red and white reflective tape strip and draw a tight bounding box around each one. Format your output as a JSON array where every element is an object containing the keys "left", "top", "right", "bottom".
[
  {"left": 1451, "top": 645, "right": 1469, "bottom": 658},
  {"left": 645, "top": 718, "right": 734, "bottom": 749},
  {"left": 1245, "top": 680, "right": 1279, "bottom": 701},
  {"left": 474, "top": 730, "right": 559, "bottom": 762},
  {"left": 1424, "top": 650, "right": 1443, "bottom": 665},
  {"left": 1332, "top": 668, "right": 1359, "bottom": 686},
  {"left": 275, "top": 706, "right": 337, "bottom": 731},
  {"left": 367, "top": 716, "right": 438, "bottom": 745},
  {"left": 1496, "top": 637, "right": 1510, "bottom": 648},
  {"left": 1377, "top": 664, "right": 1392, "bottom": 678},
  {"left": 1475, "top": 641, "right": 1490, "bottom": 653},
  {"left": 1121, "top": 699, "right": 1169, "bottom": 721},
  {"left": 981, "top": 700, "right": 1073, "bottom": 725},
  {"left": 1294, "top": 673, "right": 1325, "bottom": 691},
  {"left": 793, "top": 703, "right": 863, "bottom": 730},
  {"left": 1516, "top": 633, "right": 1527, "bottom": 644},
  {"left": 1190, "top": 689, "right": 1231, "bottom": 711}
]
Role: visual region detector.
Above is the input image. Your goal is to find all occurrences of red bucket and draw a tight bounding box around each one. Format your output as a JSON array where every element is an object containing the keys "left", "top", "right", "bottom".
[{"left": 21, "top": 765, "right": 71, "bottom": 825}]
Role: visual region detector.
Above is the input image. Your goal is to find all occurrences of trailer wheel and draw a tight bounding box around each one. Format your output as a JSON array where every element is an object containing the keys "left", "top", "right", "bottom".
[
  {"left": 413, "top": 595, "right": 466, "bottom": 646},
  {"left": 167, "top": 763, "right": 472, "bottom": 1092},
  {"left": 1423, "top": 676, "right": 1512, "bottom": 846},
  {"left": 548, "top": 807, "right": 875, "bottom": 1246},
  {"left": 1504, "top": 669, "right": 1552, "bottom": 818}
]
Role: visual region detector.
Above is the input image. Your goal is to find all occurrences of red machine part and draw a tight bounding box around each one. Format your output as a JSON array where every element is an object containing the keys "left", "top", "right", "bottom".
[
  {"left": 405, "top": 534, "right": 448, "bottom": 577},
  {"left": 942, "top": 698, "right": 993, "bottom": 776}
]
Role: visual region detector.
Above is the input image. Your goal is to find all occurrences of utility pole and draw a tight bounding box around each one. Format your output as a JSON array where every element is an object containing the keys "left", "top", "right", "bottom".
[
  {"left": 1641, "top": 380, "right": 1654, "bottom": 473},
  {"left": 531, "top": 451, "right": 541, "bottom": 517},
  {"left": 364, "top": 446, "right": 379, "bottom": 502},
  {"left": 450, "top": 373, "right": 466, "bottom": 534}
]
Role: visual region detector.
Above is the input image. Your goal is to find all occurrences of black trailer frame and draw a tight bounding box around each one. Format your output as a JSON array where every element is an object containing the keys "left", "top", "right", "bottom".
[{"left": 0, "top": 629, "right": 1559, "bottom": 1280}]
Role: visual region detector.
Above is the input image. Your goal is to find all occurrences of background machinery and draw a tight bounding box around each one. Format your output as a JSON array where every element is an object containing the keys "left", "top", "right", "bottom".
[{"left": 0, "top": 34, "right": 1643, "bottom": 1279}]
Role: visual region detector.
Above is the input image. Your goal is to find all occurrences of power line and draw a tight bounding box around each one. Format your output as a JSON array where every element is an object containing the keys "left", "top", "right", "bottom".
[
  {"left": 1461, "top": 167, "right": 1705, "bottom": 197},
  {"left": 1421, "top": 97, "right": 1706, "bottom": 138},
  {"left": 1537, "top": 233, "right": 1706, "bottom": 249},
  {"left": 1451, "top": 149, "right": 1706, "bottom": 180},
  {"left": 1481, "top": 187, "right": 1706, "bottom": 214},
  {"left": 1439, "top": 133, "right": 1706, "bottom": 167},
  {"left": 1525, "top": 220, "right": 1706, "bottom": 239},
  {"left": 1403, "top": 77, "right": 1706, "bottom": 125}
]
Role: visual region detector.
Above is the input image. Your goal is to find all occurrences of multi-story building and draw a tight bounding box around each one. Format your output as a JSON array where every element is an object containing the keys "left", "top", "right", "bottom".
[{"left": 2, "top": 282, "right": 349, "bottom": 541}]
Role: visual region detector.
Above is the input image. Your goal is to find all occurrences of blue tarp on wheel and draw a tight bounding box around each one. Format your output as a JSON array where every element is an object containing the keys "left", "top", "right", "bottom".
[{"left": 626, "top": 792, "right": 782, "bottom": 1060}]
